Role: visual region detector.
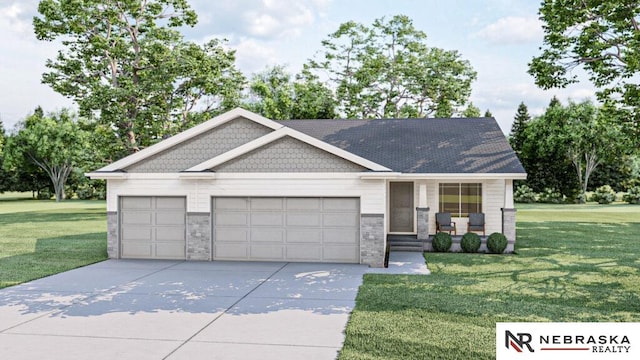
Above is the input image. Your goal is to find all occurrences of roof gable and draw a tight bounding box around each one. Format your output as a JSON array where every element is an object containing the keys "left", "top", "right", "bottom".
[{"left": 92, "top": 108, "right": 390, "bottom": 175}]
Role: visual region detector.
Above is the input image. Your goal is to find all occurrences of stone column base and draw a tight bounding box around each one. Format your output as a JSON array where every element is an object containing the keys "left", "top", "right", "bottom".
[
  {"left": 360, "top": 214, "right": 385, "bottom": 267},
  {"left": 501, "top": 208, "right": 517, "bottom": 253}
]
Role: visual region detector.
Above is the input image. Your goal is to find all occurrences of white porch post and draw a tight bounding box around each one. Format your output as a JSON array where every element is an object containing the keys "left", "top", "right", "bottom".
[
  {"left": 416, "top": 182, "right": 430, "bottom": 240},
  {"left": 502, "top": 179, "right": 516, "bottom": 253}
]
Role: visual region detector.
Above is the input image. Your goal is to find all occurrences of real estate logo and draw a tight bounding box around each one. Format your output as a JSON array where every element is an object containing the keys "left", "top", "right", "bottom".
[{"left": 496, "top": 322, "right": 638, "bottom": 359}]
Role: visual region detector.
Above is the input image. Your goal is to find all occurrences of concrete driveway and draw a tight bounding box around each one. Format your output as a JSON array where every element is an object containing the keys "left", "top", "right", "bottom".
[{"left": 0, "top": 260, "right": 369, "bottom": 360}]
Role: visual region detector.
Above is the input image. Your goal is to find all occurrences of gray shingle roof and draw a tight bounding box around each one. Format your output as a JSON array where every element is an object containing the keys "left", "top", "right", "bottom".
[{"left": 283, "top": 118, "right": 526, "bottom": 174}]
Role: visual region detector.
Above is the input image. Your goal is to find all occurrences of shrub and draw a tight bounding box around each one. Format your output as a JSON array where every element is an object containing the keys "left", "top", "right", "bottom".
[
  {"left": 623, "top": 186, "right": 640, "bottom": 204},
  {"left": 432, "top": 232, "right": 452, "bottom": 252},
  {"left": 514, "top": 184, "right": 536, "bottom": 203},
  {"left": 461, "top": 232, "right": 481, "bottom": 253},
  {"left": 537, "top": 188, "right": 563, "bottom": 204},
  {"left": 76, "top": 183, "right": 95, "bottom": 200},
  {"left": 487, "top": 232, "right": 508, "bottom": 254},
  {"left": 37, "top": 188, "right": 52, "bottom": 200},
  {"left": 591, "top": 185, "right": 616, "bottom": 204}
]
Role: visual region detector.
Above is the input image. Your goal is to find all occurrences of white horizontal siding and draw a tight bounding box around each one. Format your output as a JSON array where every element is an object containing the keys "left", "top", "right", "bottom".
[{"left": 106, "top": 174, "right": 386, "bottom": 214}]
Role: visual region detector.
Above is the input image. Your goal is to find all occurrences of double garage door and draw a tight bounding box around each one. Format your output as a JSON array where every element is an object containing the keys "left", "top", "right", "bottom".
[{"left": 120, "top": 196, "right": 360, "bottom": 263}]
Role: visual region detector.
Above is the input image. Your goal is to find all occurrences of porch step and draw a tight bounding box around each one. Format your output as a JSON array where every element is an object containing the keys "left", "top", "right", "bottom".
[
  {"left": 389, "top": 244, "right": 425, "bottom": 252},
  {"left": 387, "top": 235, "right": 425, "bottom": 252}
]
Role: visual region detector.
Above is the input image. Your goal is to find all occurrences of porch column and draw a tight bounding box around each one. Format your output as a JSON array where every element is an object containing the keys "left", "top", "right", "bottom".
[
  {"left": 502, "top": 179, "right": 516, "bottom": 253},
  {"left": 416, "top": 207, "right": 430, "bottom": 240}
]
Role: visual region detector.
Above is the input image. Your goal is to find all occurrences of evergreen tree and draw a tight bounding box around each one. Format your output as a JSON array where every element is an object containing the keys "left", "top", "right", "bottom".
[
  {"left": 510, "top": 102, "right": 531, "bottom": 155},
  {"left": 484, "top": 109, "right": 493, "bottom": 117}
]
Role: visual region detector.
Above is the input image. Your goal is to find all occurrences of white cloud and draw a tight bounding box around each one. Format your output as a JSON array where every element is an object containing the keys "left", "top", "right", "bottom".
[
  {"left": 0, "top": 2, "right": 32, "bottom": 37},
  {"left": 190, "top": 0, "right": 327, "bottom": 40},
  {"left": 475, "top": 15, "right": 543, "bottom": 45},
  {"left": 230, "top": 37, "right": 281, "bottom": 74}
]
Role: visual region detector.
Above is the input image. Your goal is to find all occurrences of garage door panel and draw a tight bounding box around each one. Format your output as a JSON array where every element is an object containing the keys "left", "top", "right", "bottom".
[
  {"left": 215, "top": 244, "right": 248, "bottom": 259},
  {"left": 324, "top": 246, "right": 359, "bottom": 262},
  {"left": 323, "top": 213, "right": 358, "bottom": 227},
  {"left": 121, "top": 197, "right": 152, "bottom": 209},
  {"left": 323, "top": 198, "right": 359, "bottom": 211},
  {"left": 215, "top": 212, "right": 249, "bottom": 226},
  {"left": 121, "top": 242, "right": 152, "bottom": 258},
  {"left": 250, "top": 229, "right": 284, "bottom": 242},
  {"left": 122, "top": 227, "right": 152, "bottom": 241},
  {"left": 251, "top": 212, "right": 283, "bottom": 226},
  {"left": 324, "top": 229, "right": 359, "bottom": 244},
  {"left": 250, "top": 245, "right": 283, "bottom": 260},
  {"left": 215, "top": 229, "right": 248, "bottom": 242},
  {"left": 212, "top": 197, "right": 359, "bottom": 263},
  {"left": 251, "top": 198, "right": 284, "bottom": 210},
  {"left": 155, "top": 227, "right": 186, "bottom": 241},
  {"left": 215, "top": 198, "right": 249, "bottom": 210},
  {"left": 156, "top": 212, "right": 185, "bottom": 225},
  {"left": 286, "top": 230, "right": 322, "bottom": 243},
  {"left": 286, "top": 213, "right": 321, "bottom": 227},
  {"left": 156, "top": 243, "right": 186, "bottom": 258},
  {"left": 286, "top": 245, "right": 322, "bottom": 260},
  {"left": 122, "top": 212, "right": 152, "bottom": 225},
  {"left": 156, "top": 197, "right": 186, "bottom": 209},
  {"left": 286, "top": 198, "right": 321, "bottom": 211}
]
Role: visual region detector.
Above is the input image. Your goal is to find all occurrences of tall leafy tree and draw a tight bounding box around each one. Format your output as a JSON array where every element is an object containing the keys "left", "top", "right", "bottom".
[
  {"left": 528, "top": 0, "right": 640, "bottom": 138},
  {"left": 308, "top": 15, "right": 477, "bottom": 118},
  {"left": 510, "top": 102, "right": 531, "bottom": 155},
  {"left": 33, "top": 0, "right": 244, "bottom": 155},
  {"left": 483, "top": 109, "right": 493, "bottom": 118},
  {"left": 3, "top": 110, "right": 88, "bottom": 202},
  {"left": 461, "top": 102, "right": 481, "bottom": 117},
  {"left": 245, "top": 65, "right": 337, "bottom": 120}
]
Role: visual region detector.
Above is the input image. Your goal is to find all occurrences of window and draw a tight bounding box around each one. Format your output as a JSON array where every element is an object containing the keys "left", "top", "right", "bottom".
[{"left": 439, "top": 183, "right": 482, "bottom": 217}]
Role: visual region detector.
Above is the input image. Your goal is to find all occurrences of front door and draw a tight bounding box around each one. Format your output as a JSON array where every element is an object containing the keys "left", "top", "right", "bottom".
[{"left": 390, "top": 182, "right": 414, "bottom": 232}]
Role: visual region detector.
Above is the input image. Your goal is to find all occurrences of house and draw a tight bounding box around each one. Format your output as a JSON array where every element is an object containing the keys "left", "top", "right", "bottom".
[{"left": 87, "top": 108, "right": 526, "bottom": 267}]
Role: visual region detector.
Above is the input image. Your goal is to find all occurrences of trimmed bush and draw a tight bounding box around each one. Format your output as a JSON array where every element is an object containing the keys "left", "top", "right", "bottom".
[
  {"left": 432, "top": 232, "right": 452, "bottom": 252},
  {"left": 514, "top": 184, "right": 536, "bottom": 203},
  {"left": 461, "top": 232, "right": 481, "bottom": 253},
  {"left": 623, "top": 186, "right": 640, "bottom": 204},
  {"left": 591, "top": 185, "right": 616, "bottom": 204},
  {"left": 538, "top": 188, "right": 563, "bottom": 204},
  {"left": 487, "top": 232, "right": 508, "bottom": 254}
]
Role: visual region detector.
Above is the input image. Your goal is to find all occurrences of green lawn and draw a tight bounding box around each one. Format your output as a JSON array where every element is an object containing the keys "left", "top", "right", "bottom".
[
  {"left": 339, "top": 203, "right": 640, "bottom": 360},
  {"left": 0, "top": 198, "right": 107, "bottom": 288}
]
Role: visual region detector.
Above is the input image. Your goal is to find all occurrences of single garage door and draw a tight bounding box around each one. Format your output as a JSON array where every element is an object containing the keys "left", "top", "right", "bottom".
[
  {"left": 212, "top": 197, "right": 360, "bottom": 263},
  {"left": 120, "top": 196, "right": 186, "bottom": 259}
]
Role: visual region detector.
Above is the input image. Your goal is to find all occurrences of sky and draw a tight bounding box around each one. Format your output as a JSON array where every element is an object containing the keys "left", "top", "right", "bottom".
[{"left": 0, "top": 0, "right": 597, "bottom": 134}]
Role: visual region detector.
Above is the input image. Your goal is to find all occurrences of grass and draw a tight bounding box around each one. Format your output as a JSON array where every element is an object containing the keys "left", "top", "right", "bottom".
[
  {"left": 0, "top": 197, "right": 107, "bottom": 288},
  {"left": 339, "top": 203, "right": 640, "bottom": 360}
]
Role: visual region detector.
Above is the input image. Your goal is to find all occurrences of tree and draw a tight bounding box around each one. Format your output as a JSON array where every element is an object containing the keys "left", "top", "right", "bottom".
[
  {"left": 461, "top": 102, "right": 481, "bottom": 117},
  {"left": 520, "top": 100, "right": 627, "bottom": 202},
  {"left": 510, "top": 102, "right": 531, "bottom": 155},
  {"left": 246, "top": 65, "right": 294, "bottom": 120},
  {"left": 33, "top": 0, "right": 245, "bottom": 155},
  {"left": 528, "top": 0, "right": 640, "bottom": 137},
  {"left": 3, "top": 110, "right": 88, "bottom": 202},
  {"left": 245, "top": 65, "right": 337, "bottom": 120},
  {"left": 308, "top": 15, "right": 477, "bottom": 118},
  {"left": 484, "top": 109, "right": 493, "bottom": 118},
  {"left": 292, "top": 68, "right": 337, "bottom": 119}
]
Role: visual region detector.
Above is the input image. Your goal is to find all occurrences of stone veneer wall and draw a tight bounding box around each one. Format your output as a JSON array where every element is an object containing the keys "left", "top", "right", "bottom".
[
  {"left": 186, "top": 213, "right": 211, "bottom": 260},
  {"left": 106, "top": 211, "right": 119, "bottom": 258},
  {"left": 502, "top": 208, "right": 516, "bottom": 253},
  {"left": 416, "top": 207, "right": 430, "bottom": 240},
  {"left": 360, "top": 214, "right": 385, "bottom": 267}
]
